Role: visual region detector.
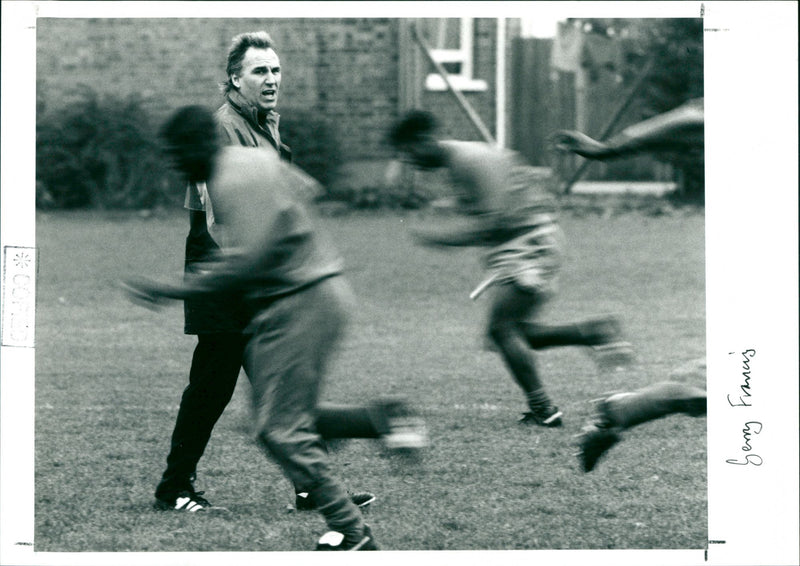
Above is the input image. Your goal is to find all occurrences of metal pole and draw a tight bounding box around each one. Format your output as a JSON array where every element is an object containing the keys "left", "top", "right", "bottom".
[{"left": 410, "top": 23, "right": 496, "bottom": 145}]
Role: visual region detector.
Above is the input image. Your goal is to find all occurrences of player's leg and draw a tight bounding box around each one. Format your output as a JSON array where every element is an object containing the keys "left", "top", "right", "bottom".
[
  {"left": 154, "top": 332, "right": 246, "bottom": 509},
  {"left": 315, "top": 404, "right": 385, "bottom": 439},
  {"left": 295, "top": 403, "right": 384, "bottom": 511},
  {"left": 486, "top": 283, "right": 562, "bottom": 426},
  {"left": 246, "top": 278, "right": 375, "bottom": 550},
  {"left": 520, "top": 317, "right": 615, "bottom": 348},
  {"left": 601, "top": 381, "right": 707, "bottom": 428},
  {"left": 520, "top": 316, "right": 633, "bottom": 368},
  {"left": 293, "top": 401, "right": 426, "bottom": 512},
  {"left": 577, "top": 381, "right": 706, "bottom": 472},
  {"left": 316, "top": 400, "right": 428, "bottom": 449}
]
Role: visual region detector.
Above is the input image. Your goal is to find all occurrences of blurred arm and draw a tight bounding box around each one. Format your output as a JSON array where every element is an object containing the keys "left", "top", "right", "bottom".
[
  {"left": 411, "top": 215, "right": 497, "bottom": 248},
  {"left": 552, "top": 98, "right": 704, "bottom": 159}
]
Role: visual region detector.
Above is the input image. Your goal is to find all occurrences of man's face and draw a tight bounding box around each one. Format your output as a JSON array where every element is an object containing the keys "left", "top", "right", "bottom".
[{"left": 232, "top": 47, "right": 281, "bottom": 112}]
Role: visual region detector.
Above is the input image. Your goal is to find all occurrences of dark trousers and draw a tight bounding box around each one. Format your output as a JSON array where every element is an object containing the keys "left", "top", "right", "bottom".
[{"left": 155, "top": 333, "right": 247, "bottom": 499}]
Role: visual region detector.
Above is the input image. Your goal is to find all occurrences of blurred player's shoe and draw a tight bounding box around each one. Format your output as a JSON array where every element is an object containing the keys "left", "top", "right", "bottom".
[
  {"left": 379, "top": 399, "right": 429, "bottom": 454},
  {"left": 316, "top": 524, "right": 378, "bottom": 550},
  {"left": 295, "top": 491, "right": 376, "bottom": 511},
  {"left": 576, "top": 423, "right": 621, "bottom": 472},
  {"left": 580, "top": 316, "right": 634, "bottom": 369},
  {"left": 154, "top": 488, "right": 226, "bottom": 513},
  {"left": 575, "top": 396, "right": 622, "bottom": 472},
  {"left": 520, "top": 405, "right": 563, "bottom": 427}
]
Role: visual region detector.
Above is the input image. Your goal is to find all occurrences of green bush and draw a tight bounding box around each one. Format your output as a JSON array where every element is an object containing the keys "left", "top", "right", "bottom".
[
  {"left": 325, "top": 185, "right": 431, "bottom": 210},
  {"left": 278, "top": 108, "right": 342, "bottom": 191},
  {"left": 36, "top": 87, "right": 179, "bottom": 209},
  {"left": 630, "top": 19, "right": 705, "bottom": 203}
]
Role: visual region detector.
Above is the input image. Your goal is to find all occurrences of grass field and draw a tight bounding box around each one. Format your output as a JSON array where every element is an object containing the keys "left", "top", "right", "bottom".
[{"left": 34, "top": 206, "right": 706, "bottom": 552}]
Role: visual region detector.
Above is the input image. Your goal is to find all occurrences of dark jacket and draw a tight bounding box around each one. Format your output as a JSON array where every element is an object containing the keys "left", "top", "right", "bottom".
[
  {"left": 179, "top": 147, "right": 342, "bottom": 306},
  {"left": 183, "top": 90, "right": 291, "bottom": 334}
]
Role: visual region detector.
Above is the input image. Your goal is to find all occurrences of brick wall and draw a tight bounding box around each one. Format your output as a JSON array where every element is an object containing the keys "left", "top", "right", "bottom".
[
  {"left": 37, "top": 18, "right": 401, "bottom": 162},
  {"left": 37, "top": 17, "right": 511, "bottom": 190}
]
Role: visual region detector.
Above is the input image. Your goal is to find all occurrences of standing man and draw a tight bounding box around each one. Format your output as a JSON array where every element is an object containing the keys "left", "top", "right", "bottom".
[
  {"left": 388, "top": 111, "right": 632, "bottom": 428},
  {"left": 154, "top": 32, "right": 418, "bottom": 513},
  {"left": 128, "top": 105, "right": 391, "bottom": 549},
  {"left": 551, "top": 98, "right": 707, "bottom": 472},
  {"left": 153, "top": 30, "right": 289, "bottom": 513}
]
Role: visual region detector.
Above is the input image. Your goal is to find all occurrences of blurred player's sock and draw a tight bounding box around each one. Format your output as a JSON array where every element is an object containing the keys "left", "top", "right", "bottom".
[
  {"left": 380, "top": 399, "right": 429, "bottom": 453},
  {"left": 520, "top": 321, "right": 589, "bottom": 348},
  {"left": 316, "top": 405, "right": 382, "bottom": 439},
  {"left": 519, "top": 316, "right": 633, "bottom": 368},
  {"left": 521, "top": 316, "right": 621, "bottom": 348},
  {"left": 579, "top": 316, "right": 634, "bottom": 369}
]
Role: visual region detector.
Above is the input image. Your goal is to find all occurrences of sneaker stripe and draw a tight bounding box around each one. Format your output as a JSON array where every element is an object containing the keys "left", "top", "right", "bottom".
[
  {"left": 542, "top": 409, "right": 563, "bottom": 425},
  {"left": 175, "top": 496, "right": 204, "bottom": 512}
]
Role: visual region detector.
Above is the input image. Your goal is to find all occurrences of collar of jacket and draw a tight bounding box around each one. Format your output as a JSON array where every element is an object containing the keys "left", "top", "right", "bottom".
[{"left": 226, "top": 90, "right": 281, "bottom": 146}]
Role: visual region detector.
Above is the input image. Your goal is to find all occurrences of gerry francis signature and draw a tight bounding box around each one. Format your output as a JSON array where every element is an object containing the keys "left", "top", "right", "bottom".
[{"left": 726, "top": 349, "right": 763, "bottom": 466}]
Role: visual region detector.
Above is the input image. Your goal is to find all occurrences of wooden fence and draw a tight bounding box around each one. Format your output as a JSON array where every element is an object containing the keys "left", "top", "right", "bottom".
[{"left": 509, "top": 36, "right": 673, "bottom": 185}]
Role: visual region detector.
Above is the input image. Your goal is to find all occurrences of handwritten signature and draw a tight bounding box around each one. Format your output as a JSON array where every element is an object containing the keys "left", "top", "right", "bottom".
[
  {"left": 727, "top": 349, "right": 755, "bottom": 407},
  {"left": 725, "top": 349, "right": 762, "bottom": 466},
  {"left": 726, "top": 421, "right": 763, "bottom": 466}
]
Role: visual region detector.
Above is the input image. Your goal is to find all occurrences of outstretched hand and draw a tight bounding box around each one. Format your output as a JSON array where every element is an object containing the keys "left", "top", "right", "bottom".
[
  {"left": 549, "top": 130, "right": 609, "bottom": 158},
  {"left": 120, "top": 277, "right": 171, "bottom": 311}
]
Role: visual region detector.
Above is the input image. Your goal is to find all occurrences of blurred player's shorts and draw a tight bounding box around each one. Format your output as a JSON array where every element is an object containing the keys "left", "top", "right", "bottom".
[{"left": 486, "top": 221, "right": 563, "bottom": 295}]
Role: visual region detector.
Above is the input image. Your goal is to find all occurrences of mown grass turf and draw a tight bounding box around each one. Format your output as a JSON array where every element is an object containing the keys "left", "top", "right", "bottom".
[{"left": 34, "top": 207, "right": 706, "bottom": 551}]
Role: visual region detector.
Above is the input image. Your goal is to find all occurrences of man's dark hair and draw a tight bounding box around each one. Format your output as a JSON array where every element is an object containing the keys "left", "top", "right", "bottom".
[
  {"left": 388, "top": 110, "right": 438, "bottom": 147},
  {"left": 222, "top": 31, "right": 276, "bottom": 94},
  {"left": 160, "top": 105, "right": 219, "bottom": 181}
]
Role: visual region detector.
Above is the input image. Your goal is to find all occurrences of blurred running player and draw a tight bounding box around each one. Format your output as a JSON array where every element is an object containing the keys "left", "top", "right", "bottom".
[
  {"left": 388, "top": 110, "right": 633, "bottom": 427},
  {"left": 125, "top": 105, "right": 428, "bottom": 549}
]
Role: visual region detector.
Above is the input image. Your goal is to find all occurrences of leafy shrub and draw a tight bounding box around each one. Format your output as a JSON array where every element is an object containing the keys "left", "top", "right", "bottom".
[
  {"left": 36, "top": 87, "right": 179, "bottom": 209},
  {"left": 278, "top": 108, "right": 342, "bottom": 191},
  {"left": 326, "top": 185, "right": 430, "bottom": 210}
]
